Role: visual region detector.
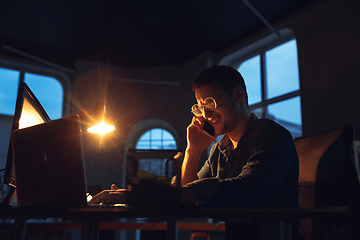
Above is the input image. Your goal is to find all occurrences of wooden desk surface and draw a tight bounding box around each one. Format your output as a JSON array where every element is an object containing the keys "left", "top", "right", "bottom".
[
  {"left": 0, "top": 205, "right": 355, "bottom": 221},
  {"left": 0, "top": 205, "right": 357, "bottom": 240},
  {"left": 0, "top": 222, "right": 226, "bottom": 231}
]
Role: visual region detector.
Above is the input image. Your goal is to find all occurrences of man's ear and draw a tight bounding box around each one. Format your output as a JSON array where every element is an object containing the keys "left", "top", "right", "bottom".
[{"left": 234, "top": 86, "right": 245, "bottom": 103}]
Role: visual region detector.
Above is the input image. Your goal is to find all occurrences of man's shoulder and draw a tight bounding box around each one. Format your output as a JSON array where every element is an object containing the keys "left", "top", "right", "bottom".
[
  {"left": 257, "top": 117, "right": 290, "bottom": 132},
  {"left": 251, "top": 117, "right": 293, "bottom": 140},
  {"left": 246, "top": 118, "right": 297, "bottom": 157}
]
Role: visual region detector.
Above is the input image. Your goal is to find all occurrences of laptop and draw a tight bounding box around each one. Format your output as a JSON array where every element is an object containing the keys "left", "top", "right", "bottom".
[{"left": 11, "top": 114, "right": 88, "bottom": 207}]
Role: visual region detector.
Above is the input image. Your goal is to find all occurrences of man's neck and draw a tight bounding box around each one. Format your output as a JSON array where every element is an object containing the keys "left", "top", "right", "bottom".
[{"left": 228, "top": 110, "right": 252, "bottom": 149}]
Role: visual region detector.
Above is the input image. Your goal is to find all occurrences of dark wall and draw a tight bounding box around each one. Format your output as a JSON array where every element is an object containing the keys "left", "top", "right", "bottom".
[
  {"left": 71, "top": 0, "right": 360, "bottom": 188},
  {"left": 278, "top": 0, "right": 360, "bottom": 137},
  {"left": 216, "top": 0, "right": 360, "bottom": 138},
  {"left": 71, "top": 57, "right": 209, "bottom": 188}
]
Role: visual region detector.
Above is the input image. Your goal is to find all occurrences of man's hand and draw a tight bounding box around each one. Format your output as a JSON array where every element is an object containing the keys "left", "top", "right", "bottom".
[
  {"left": 187, "top": 117, "right": 217, "bottom": 152},
  {"left": 89, "top": 184, "right": 127, "bottom": 205},
  {"left": 181, "top": 117, "right": 217, "bottom": 187}
]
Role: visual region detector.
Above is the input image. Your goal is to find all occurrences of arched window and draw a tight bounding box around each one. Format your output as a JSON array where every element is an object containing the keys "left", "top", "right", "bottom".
[
  {"left": 135, "top": 128, "right": 177, "bottom": 177},
  {"left": 136, "top": 128, "right": 177, "bottom": 150}
]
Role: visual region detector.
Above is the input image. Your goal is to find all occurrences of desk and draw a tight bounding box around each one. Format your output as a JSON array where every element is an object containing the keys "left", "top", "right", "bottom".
[{"left": 0, "top": 205, "right": 356, "bottom": 240}]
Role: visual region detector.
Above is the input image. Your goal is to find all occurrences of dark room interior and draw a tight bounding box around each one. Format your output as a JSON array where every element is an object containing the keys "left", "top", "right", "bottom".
[{"left": 0, "top": 0, "right": 360, "bottom": 239}]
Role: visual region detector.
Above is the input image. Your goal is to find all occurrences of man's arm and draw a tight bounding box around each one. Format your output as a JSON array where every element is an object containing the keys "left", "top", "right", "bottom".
[
  {"left": 181, "top": 148, "right": 202, "bottom": 186},
  {"left": 181, "top": 117, "right": 217, "bottom": 186}
]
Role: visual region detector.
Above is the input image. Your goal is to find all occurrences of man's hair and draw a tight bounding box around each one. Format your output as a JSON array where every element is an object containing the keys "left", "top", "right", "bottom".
[{"left": 192, "top": 65, "right": 247, "bottom": 93}]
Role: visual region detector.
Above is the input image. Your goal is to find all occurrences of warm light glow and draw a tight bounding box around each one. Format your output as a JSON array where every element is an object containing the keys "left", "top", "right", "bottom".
[
  {"left": 87, "top": 122, "right": 115, "bottom": 135},
  {"left": 19, "top": 98, "right": 46, "bottom": 129}
]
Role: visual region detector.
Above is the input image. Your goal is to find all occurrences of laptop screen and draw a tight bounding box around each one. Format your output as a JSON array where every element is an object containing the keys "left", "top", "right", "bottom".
[{"left": 3, "top": 82, "right": 50, "bottom": 187}]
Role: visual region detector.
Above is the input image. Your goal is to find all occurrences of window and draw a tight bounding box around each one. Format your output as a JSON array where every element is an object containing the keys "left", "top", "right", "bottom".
[
  {"left": 0, "top": 68, "right": 20, "bottom": 116},
  {"left": 135, "top": 128, "right": 177, "bottom": 177},
  {"left": 0, "top": 58, "right": 70, "bottom": 181},
  {"left": 136, "top": 128, "right": 177, "bottom": 150},
  {"left": 237, "top": 38, "right": 301, "bottom": 138},
  {"left": 0, "top": 67, "right": 64, "bottom": 119},
  {"left": 24, "top": 73, "right": 63, "bottom": 119}
]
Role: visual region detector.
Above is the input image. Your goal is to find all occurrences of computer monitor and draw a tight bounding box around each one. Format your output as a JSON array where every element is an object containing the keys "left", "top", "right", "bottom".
[{"left": 3, "top": 82, "right": 51, "bottom": 187}]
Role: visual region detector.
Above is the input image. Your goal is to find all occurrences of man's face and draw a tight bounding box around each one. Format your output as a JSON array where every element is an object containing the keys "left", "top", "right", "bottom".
[{"left": 194, "top": 83, "right": 239, "bottom": 136}]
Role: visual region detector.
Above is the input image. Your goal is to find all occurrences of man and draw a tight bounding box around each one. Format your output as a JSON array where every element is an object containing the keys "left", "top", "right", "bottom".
[
  {"left": 181, "top": 65, "right": 302, "bottom": 239},
  {"left": 90, "top": 65, "right": 302, "bottom": 239}
]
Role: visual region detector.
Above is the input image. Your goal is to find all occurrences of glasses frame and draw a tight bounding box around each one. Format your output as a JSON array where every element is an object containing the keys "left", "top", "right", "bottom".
[{"left": 191, "top": 87, "right": 235, "bottom": 117}]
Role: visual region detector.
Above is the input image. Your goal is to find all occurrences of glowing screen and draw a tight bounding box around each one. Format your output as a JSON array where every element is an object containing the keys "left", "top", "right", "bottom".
[{"left": 19, "top": 96, "right": 47, "bottom": 129}]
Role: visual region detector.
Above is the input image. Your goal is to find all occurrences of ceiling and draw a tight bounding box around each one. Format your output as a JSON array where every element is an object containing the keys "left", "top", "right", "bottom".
[{"left": 0, "top": 1, "right": 315, "bottom": 69}]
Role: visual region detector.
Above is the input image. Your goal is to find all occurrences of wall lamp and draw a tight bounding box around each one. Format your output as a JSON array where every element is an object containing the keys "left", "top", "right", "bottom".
[{"left": 83, "top": 102, "right": 115, "bottom": 135}]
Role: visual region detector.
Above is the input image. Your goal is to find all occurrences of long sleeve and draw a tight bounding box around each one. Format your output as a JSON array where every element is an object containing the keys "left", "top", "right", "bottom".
[{"left": 188, "top": 118, "right": 299, "bottom": 208}]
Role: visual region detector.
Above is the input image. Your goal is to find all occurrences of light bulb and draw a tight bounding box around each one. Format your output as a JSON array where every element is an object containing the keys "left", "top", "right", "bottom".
[{"left": 87, "top": 122, "right": 115, "bottom": 135}]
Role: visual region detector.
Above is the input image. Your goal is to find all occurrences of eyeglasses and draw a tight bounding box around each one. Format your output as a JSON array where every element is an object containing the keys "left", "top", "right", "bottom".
[{"left": 191, "top": 88, "right": 234, "bottom": 117}]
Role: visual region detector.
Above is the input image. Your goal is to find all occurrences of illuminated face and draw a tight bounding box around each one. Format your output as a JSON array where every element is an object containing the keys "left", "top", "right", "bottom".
[{"left": 194, "top": 83, "right": 239, "bottom": 135}]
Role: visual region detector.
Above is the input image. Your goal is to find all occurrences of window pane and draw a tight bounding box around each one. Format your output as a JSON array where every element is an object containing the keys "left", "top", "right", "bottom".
[
  {"left": 136, "top": 128, "right": 177, "bottom": 150},
  {"left": 163, "top": 140, "right": 176, "bottom": 149},
  {"left": 267, "top": 96, "right": 302, "bottom": 138},
  {"left": 136, "top": 142, "right": 150, "bottom": 149},
  {"left": 150, "top": 128, "right": 162, "bottom": 140},
  {"left": 24, "top": 73, "right": 63, "bottom": 119},
  {"left": 139, "top": 131, "right": 150, "bottom": 141},
  {"left": 163, "top": 131, "right": 174, "bottom": 140},
  {"left": 150, "top": 140, "right": 162, "bottom": 149},
  {"left": 265, "top": 39, "right": 299, "bottom": 99},
  {"left": 0, "top": 68, "right": 20, "bottom": 115},
  {"left": 238, "top": 55, "right": 261, "bottom": 105},
  {"left": 252, "top": 108, "right": 262, "bottom": 119}
]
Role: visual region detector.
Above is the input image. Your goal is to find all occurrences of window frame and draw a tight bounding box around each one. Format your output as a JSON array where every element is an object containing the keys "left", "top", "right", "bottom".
[
  {"left": 136, "top": 128, "right": 178, "bottom": 150},
  {"left": 235, "top": 37, "right": 300, "bottom": 118},
  {"left": 0, "top": 57, "right": 71, "bottom": 116},
  {"left": 125, "top": 119, "right": 180, "bottom": 150},
  {"left": 219, "top": 28, "right": 302, "bottom": 136},
  {"left": 134, "top": 128, "right": 178, "bottom": 177},
  {"left": 123, "top": 119, "right": 180, "bottom": 185},
  {"left": 124, "top": 120, "right": 179, "bottom": 180}
]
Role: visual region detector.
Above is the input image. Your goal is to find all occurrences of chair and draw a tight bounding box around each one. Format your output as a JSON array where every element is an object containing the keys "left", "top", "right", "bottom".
[{"left": 294, "top": 124, "right": 360, "bottom": 240}]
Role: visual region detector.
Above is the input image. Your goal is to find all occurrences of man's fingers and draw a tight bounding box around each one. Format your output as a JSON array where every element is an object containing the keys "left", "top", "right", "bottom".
[{"left": 89, "top": 189, "right": 127, "bottom": 205}]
